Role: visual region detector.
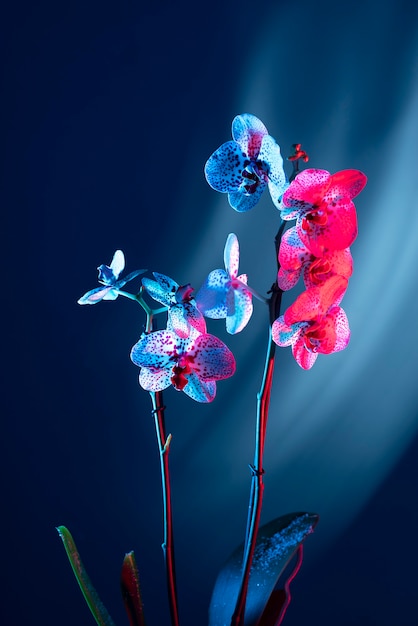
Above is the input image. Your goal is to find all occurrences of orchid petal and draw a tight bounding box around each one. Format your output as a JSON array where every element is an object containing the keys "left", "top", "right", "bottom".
[
  {"left": 282, "top": 169, "right": 331, "bottom": 210},
  {"left": 190, "top": 334, "right": 236, "bottom": 381},
  {"left": 258, "top": 134, "right": 287, "bottom": 207},
  {"left": 77, "top": 286, "right": 113, "bottom": 305},
  {"left": 109, "top": 249, "right": 125, "bottom": 278},
  {"left": 330, "top": 306, "right": 350, "bottom": 351},
  {"left": 330, "top": 169, "right": 367, "bottom": 199},
  {"left": 130, "top": 330, "right": 178, "bottom": 369},
  {"left": 142, "top": 276, "right": 173, "bottom": 306},
  {"left": 226, "top": 288, "right": 253, "bottom": 334},
  {"left": 228, "top": 183, "right": 265, "bottom": 212},
  {"left": 205, "top": 141, "right": 247, "bottom": 193},
  {"left": 183, "top": 373, "right": 216, "bottom": 403},
  {"left": 195, "top": 270, "right": 230, "bottom": 318},
  {"left": 271, "top": 316, "right": 304, "bottom": 347},
  {"left": 224, "top": 233, "right": 239, "bottom": 278},
  {"left": 292, "top": 336, "right": 318, "bottom": 370},
  {"left": 284, "top": 276, "right": 348, "bottom": 325},
  {"left": 139, "top": 367, "right": 172, "bottom": 391},
  {"left": 231, "top": 113, "right": 267, "bottom": 157}
]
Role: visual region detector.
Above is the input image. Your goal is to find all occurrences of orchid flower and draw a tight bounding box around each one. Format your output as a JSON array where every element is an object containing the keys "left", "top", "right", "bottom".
[
  {"left": 204, "top": 113, "right": 288, "bottom": 212},
  {"left": 278, "top": 225, "right": 353, "bottom": 291},
  {"left": 195, "top": 233, "right": 254, "bottom": 334},
  {"left": 130, "top": 327, "right": 236, "bottom": 403},
  {"left": 272, "top": 275, "right": 350, "bottom": 369},
  {"left": 142, "top": 272, "right": 206, "bottom": 338},
  {"left": 279, "top": 169, "right": 367, "bottom": 257},
  {"left": 77, "top": 250, "right": 144, "bottom": 305}
]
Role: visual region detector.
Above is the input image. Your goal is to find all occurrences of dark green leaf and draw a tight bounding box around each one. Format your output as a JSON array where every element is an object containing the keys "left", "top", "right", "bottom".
[
  {"left": 208, "top": 512, "right": 318, "bottom": 626},
  {"left": 120, "top": 551, "right": 147, "bottom": 626},
  {"left": 56, "top": 525, "right": 116, "bottom": 626}
]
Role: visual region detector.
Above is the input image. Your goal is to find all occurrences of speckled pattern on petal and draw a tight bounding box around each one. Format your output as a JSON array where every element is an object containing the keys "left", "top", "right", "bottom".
[{"left": 205, "top": 141, "right": 247, "bottom": 193}]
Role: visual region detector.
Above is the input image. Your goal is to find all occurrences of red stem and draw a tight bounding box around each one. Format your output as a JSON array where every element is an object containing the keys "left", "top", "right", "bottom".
[
  {"left": 151, "top": 391, "right": 180, "bottom": 626},
  {"left": 230, "top": 224, "right": 285, "bottom": 626}
]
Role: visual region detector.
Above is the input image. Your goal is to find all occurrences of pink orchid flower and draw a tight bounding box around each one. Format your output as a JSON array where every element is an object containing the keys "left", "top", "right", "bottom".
[
  {"left": 272, "top": 275, "right": 350, "bottom": 370},
  {"left": 279, "top": 169, "right": 367, "bottom": 257},
  {"left": 130, "top": 328, "right": 236, "bottom": 403},
  {"left": 195, "top": 233, "right": 253, "bottom": 334},
  {"left": 278, "top": 226, "right": 353, "bottom": 291}
]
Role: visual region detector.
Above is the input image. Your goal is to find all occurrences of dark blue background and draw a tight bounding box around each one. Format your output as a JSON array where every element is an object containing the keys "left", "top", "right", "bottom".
[{"left": 3, "top": 1, "right": 418, "bottom": 625}]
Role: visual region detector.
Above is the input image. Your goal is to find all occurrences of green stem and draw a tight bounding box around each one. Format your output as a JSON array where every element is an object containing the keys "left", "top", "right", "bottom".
[{"left": 56, "top": 526, "right": 116, "bottom": 626}]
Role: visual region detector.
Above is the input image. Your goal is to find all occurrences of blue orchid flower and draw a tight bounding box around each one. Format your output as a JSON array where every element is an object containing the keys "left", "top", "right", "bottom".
[
  {"left": 77, "top": 250, "right": 145, "bottom": 305},
  {"left": 142, "top": 272, "right": 206, "bottom": 338},
  {"left": 195, "top": 233, "right": 254, "bottom": 334},
  {"left": 204, "top": 113, "right": 288, "bottom": 212}
]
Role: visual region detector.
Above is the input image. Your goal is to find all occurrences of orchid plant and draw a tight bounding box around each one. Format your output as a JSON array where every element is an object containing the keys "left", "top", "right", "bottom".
[{"left": 58, "top": 113, "right": 367, "bottom": 626}]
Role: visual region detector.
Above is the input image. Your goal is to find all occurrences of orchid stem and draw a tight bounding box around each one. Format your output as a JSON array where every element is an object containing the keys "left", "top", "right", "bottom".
[
  {"left": 151, "top": 391, "right": 179, "bottom": 626},
  {"left": 230, "top": 222, "right": 285, "bottom": 626}
]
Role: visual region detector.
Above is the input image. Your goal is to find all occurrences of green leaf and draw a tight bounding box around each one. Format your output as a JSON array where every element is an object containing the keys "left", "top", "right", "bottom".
[
  {"left": 120, "top": 551, "right": 147, "bottom": 626},
  {"left": 208, "top": 512, "right": 319, "bottom": 626},
  {"left": 56, "top": 526, "right": 116, "bottom": 626}
]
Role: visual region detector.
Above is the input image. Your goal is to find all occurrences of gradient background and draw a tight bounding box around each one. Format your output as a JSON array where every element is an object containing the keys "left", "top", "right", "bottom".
[{"left": 3, "top": 1, "right": 418, "bottom": 624}]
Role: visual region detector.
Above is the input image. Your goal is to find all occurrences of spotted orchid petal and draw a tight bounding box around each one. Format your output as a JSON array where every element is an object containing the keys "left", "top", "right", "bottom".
[
  {"left": 284, "top": 276, "right": 348, "bottom": 326},
  {"left": 292, "top": 336, "right": 319, "bottom": 370},
  {"left": 231, "top": 113, "right": 268, "bottom": 157},
  {"left": 130, "top": 330, "right": 176, "bottom": 370},
  {"left": 205, "top": 141, "right": 247, "bottom": 193},
  {"left": 271, "top": 316, "right": 305, "bottom": 347},
  {"left": 258, "top": 134, "right": 288, "bottom": 208},
  {"left": 139, "top": 367, "right": 172, "bottom": 392},
  {"left": 142, "top": 273, "right": 178, "bottom": 307},
  {"left": 142, "top": 272, "right": 205, "bottom": 338},
  {"left": 228, "top": 184, "right": 266, "bottom": 212}
]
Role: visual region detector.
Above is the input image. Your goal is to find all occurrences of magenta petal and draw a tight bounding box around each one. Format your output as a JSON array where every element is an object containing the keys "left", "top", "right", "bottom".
[
  {"left": 329, "top": 306, "right": 350, "bottom": 352},
  {"left": 292, "top": 336, "right": 318, "bottom": 370},
  {"left": 277, "top": 268, "right": 301, "bottom": 291},
  {"left": 271, "top": 316, "right": 303, "bottom": 347},
  {"left": 330, "top": 169, "right": 367, "bottom": 199},
  {"left": 279, "top": 227, "right": 312, "bottom": 271},
  {"left": 284, "top": 276, "right": 348, "bottom": 325},
  {"left": 282, "top": 169, "right": 331, "bottom": 209}
]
